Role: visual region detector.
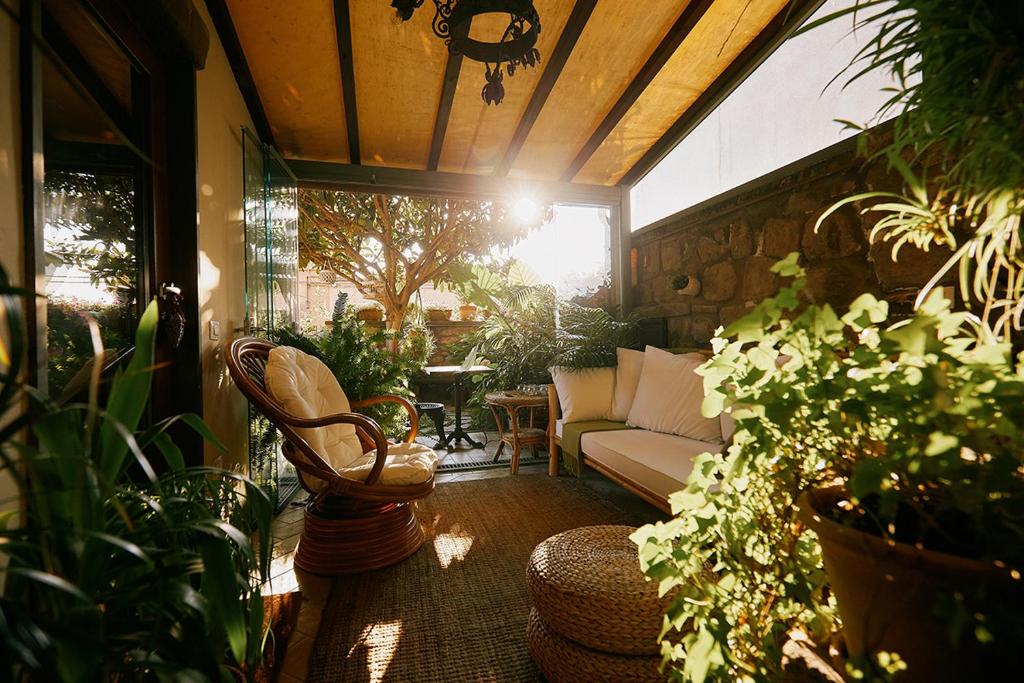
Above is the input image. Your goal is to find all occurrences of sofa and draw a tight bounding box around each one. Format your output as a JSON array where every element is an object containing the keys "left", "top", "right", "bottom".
[{"left": 546, "top": 346, "right": 732, "bottom": 513}]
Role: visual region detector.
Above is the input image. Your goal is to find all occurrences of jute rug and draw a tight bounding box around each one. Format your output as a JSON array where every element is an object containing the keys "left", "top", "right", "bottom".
[{"left": 308, "top": 474, "right": 646, "bottom": 682}]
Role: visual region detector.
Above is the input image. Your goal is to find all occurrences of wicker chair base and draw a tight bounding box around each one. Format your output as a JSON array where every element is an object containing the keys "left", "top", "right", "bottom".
[
  {"left": 294, "top": 499, "right": 424, "bottom": 575},
  {"left": 527, "top": 608, "right": 664, "bottom": 683}
]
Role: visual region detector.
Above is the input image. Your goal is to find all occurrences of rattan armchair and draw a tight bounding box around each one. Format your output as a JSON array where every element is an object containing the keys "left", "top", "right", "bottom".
[{"left": 226, "top": 336, "right": 435, "bottom": 574}]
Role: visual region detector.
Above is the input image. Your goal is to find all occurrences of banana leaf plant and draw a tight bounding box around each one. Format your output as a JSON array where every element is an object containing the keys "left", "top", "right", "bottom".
[{"left": 0, "top": 263, "right": 273, "bottom": 681}]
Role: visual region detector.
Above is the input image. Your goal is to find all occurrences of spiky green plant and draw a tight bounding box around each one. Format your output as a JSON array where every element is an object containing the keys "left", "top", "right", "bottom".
[
  {"left": 805, "top": 1, "right": 1024, "bottom": 338},
  {"left": 0, "top": 267, "right": 272, "bottom": 681}
]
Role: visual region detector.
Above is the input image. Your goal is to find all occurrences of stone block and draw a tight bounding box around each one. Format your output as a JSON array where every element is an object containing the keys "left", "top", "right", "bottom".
[
  {"left": 802, "top": 208, "right": 865, "bottom": 260},
  {"left": 639, "top": 242, "right": 660, "bottom": 276},
  {"left": 786, "top": 192, "right": 820, "bottom": 216},
  {"left": 702, "top": 261, "right": 738, "bottom": 302},
  {"left": 761, "top": 217, "right": 801, "bottom": 258},
  {"left": 660, "top": 237, "right": 682, "bottom": 273},
  {"left": 805, "top": 258, "right": 880, "bottom": 307},
  {"left": 742, "top": 255, "right": 781, "bottom": 303},
  {"left": 869, "top": 239, "right": 952, "bottom": 292},
  {"left": 698, "top": 236, "right": 730, "bottom": 265},
  {"left": 729, "top": 220, "right": 754, "bottom": 258}
]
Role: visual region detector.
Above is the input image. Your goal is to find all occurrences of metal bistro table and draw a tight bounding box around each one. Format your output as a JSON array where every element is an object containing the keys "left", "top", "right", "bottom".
[{"left": 421, "top": 364, "right": 491, "bottom": 449}]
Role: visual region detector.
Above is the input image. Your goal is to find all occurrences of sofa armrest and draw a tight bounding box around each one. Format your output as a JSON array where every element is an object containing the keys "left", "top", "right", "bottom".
[
  {"left": 547, "top": 383, "right": 560, "bottom": 477},
  {"left": 546, "top": 383, "right": 560, "bottom": 437}
]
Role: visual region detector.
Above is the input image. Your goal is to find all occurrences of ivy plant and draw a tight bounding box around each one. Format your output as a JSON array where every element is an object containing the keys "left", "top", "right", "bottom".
[{"left": 632, "top": 254, "right": 1024, "bottom": 682}]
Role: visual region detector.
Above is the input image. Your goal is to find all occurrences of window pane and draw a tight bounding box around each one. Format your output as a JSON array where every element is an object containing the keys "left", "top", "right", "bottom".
[
  {"left": 44, "top": 170, "right": 138, "bottom": 396},
  {"left": 630, "top": 0, "right": 898, "bottom": 229}
]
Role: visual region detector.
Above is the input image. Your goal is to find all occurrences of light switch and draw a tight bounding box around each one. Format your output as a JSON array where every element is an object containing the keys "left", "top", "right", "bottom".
[{"left": 209, "top": 320, "right": 221, "bottom": 341}]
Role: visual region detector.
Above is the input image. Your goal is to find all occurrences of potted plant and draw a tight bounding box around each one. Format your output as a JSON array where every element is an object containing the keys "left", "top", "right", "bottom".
[
  {"left": 633, "top": 255, "right": 1024, "bottom": 681},
  {"left": 427, "top": 305, "right": 451, "bottom": 322},
  {"left": 459, "top": 302, "right": 478, "bottom": 321},
  {"left": 355, "top": 302, "right": 384, "bottom": 322},
  {"left": 0, "top": 272, "right": 274, "bottom": 680}
]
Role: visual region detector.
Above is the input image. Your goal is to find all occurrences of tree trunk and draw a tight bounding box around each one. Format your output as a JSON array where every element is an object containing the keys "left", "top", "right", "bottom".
[{"left": 384, "top": 303, "right": 406, "bottom": 356}]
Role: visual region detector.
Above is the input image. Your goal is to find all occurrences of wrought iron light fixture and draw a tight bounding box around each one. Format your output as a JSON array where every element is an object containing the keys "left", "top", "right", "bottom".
[{"left": 391, "top": 0, "right": 542, "bottom": 106}]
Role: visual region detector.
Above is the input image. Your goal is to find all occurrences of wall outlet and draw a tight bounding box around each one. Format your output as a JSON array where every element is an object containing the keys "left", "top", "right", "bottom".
[{"left": 209, "top": 320, "right": 221, "bottom": 341}]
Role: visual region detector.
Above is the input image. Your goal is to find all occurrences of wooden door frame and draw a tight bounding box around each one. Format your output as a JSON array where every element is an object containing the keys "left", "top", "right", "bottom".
[{"left": 19, "top": 0, "right": 204, "bottom": 460}]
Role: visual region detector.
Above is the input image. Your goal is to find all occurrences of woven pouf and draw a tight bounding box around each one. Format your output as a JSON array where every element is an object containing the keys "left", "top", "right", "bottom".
[
  {"left": 527, "top": 608, "right": 663, "bottom": 683},
  {"left": 527, "top": 524, "right": 671, "bottom": 666}
]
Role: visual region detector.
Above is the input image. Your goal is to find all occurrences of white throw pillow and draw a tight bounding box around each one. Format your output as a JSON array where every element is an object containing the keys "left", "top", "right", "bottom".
[
  {"left": 550, "top": 365, "right": 615, "bottom": 423},
  {"left": 609, "top": 347, "right": 645, "bottom": 421},
  {"left": 627, "top": 346, "right": 722, "bottom": 443},
  {"left": 264, "top": 346, "right": 364, "bottom": 470}
]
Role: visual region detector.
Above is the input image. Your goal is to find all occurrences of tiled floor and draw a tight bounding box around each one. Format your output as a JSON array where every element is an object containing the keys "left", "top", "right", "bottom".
[{"left": 266, "top": 429, "right": 655, "bottom": 681}]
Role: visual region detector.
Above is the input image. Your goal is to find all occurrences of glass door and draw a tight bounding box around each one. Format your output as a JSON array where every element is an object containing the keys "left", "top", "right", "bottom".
[{"left": 242, "top": 128, "right": 299, "bottom": 510}]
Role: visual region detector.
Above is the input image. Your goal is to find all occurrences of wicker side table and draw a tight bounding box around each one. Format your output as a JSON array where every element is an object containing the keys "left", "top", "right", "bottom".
[
  {"left": 484, "top": 391, "right": 547, "bottom": 474},
  {"left": 526, "top": 525, "right": 671, "bottom": 682}
]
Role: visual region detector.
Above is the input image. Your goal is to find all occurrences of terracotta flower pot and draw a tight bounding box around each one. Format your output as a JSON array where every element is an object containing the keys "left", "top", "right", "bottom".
[
  {"left": 427, "top": 308, "right": 450, "bottom": 322},
  {"left": 459, "top": 304, "right": 477, "bottom": 321},
  {"left": 799, "top": 487, "right": 1022, "bottom": 682},
  {"left": 356, "top": 308, "right": 383, "bottom": 322}
]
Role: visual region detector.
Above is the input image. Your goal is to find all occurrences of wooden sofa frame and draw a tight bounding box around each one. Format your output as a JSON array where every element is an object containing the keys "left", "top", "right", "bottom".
[{"left": 546, "top": 384, "right": 671, "bottom": 514}]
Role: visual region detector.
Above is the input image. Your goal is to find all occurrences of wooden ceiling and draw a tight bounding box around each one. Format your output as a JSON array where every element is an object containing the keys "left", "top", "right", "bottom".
[{"left": 210, "top": 0, "right": 819, "bottom": 188}]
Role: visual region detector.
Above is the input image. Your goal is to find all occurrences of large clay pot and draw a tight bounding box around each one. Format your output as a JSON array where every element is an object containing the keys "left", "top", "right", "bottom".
[
  {"left": 799, "top": 487, "right": 1022, "bottom": 682},
  {"left": 459, "top": 304, "right": 477, "bottom": 321}
]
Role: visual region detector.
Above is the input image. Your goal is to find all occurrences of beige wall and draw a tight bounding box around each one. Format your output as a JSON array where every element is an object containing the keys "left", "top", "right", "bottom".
[
  {"left": 0, "top": 0, "right": 22, "bottom": 587},
  {"left": 195, "top": 2, "right": 254, "bottom": 471},
  {"left": 0, "top": 1, "right": 20, "bottom": 280}
]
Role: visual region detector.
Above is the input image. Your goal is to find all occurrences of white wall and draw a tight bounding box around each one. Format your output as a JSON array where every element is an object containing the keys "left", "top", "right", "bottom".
[
  {"left": 195, "top": 1, "right": 255, "bottom": 471},
  {"left": 631, "top": 0, "right": 898, "bottom": 229}
]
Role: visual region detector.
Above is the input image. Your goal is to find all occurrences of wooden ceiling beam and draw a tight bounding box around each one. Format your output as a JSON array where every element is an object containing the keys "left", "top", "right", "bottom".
[
  {"left": 288, "top": 159, "right": 621, "bottom": 205},
  {"left": 332, "top": 0, "right": 360, "bottom": 165},
  {"left": 203, "top": 0, "right": 276, "bottom": 149},
  {"left": 618, "top": 0, "right": 826, "bottom": 188},
  {"left": 427, "top": 48, "right": 464, "bottom": 171},
  {"left": 494, "top": 0, "right": 597, "bottom": 178},
  {"left": 559, "top": 0, "right": 715, "bottom": 183}
]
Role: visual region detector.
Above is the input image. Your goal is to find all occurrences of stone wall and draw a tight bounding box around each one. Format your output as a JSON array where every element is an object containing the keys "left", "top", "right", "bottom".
[
  {"left": 629, "top": 135, "right": 949, "bottom": 347},
  {"left": 364, "top": 318, "right": 480, "bottom": 366},
  {"left": 426, "top": 320, "right": 480, "bottom": 365}
]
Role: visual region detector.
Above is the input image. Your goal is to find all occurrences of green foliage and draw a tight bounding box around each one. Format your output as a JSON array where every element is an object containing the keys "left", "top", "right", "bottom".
[
  {"left": 273, "top": 305, "right": 425, "bottom": 438},
  {"left": 299, "top": 190, "right": 551, "bottom": 334},
  {"left": 0, "top": 272, "right": 273, "bottom": 681},
  {"left": 44, "top": 170, "right": 137, "bottom": 292},
  {"left": 804, "top": 1, "right": 1024, "bottom": 338},
  {"left": 45, "top": 297, "right": 132, "bottom": 396},
  {"left": 633, "top": 254, "right": 1024, "bottom": 681},
  {"left": 449, "top": 261, "right": 636, "bottom": 414}
]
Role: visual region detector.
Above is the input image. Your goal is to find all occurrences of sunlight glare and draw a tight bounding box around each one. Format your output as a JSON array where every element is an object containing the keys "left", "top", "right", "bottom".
[
  {"left": 351, "top": 619, "right": 403, "bottom": 683},
  {"left": 433, "top": 529, "right": 474, "bottom": 568},
  {"left": 511, "top": 195, "right": 541, "bottom": 224}
]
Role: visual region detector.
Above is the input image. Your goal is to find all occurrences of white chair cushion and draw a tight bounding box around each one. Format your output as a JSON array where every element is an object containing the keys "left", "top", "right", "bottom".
[
  {"left": 339, "top": 441, "right": 438, "bottom": 485},
  {"left": 264, "top": 346, "right": 365, "bottom": 470},
  {"left": 263, "top": 346, "right": 438, "bottom": 487}
]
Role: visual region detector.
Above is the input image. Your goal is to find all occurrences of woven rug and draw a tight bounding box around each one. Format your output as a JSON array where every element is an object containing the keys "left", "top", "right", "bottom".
[{"left": 307, "top": 474, "right": 646, "bottom": 682}]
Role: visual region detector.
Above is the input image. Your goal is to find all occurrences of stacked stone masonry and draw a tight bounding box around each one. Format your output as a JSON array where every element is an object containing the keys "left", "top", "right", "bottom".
[{"left": 630, "top": 138, "right": 950, "bottom": 347}]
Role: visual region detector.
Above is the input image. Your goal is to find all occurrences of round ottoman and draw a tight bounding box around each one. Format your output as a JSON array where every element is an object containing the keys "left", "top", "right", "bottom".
[{"left": 526, "top": 525, "right": 671, "bottom": 682}]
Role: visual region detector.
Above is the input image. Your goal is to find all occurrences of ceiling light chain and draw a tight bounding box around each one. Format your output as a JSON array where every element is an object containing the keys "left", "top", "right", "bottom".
[{"left": 391, "top": 0, "right": 542, "bottom": 106}]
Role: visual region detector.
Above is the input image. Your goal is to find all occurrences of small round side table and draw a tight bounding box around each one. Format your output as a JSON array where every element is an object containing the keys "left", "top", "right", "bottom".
[{"left": 484, "top": 391, "right": 548, "bottom": 474}]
